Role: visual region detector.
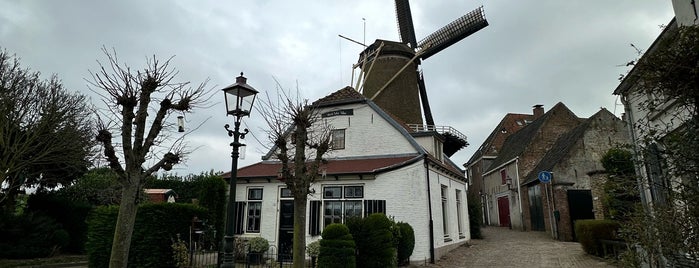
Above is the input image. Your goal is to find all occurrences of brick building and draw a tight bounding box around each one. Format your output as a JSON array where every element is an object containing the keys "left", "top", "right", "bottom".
[{"left": 477, "top": 103, "right": 629, "bottom": 241}]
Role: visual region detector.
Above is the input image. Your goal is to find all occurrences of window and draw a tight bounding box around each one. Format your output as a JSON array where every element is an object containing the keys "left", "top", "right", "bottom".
[
  {"left": 456, "top": 189, "right": 464, "bottom": 238},
  {"left": 441, "top": 185, "right": 449, "bottom": 239},
  {"left": 323, "top": 186, "right": 342, "bottom": 199},
  {"left": 280, "top": 188, "right": 293, "bottom": 198},
  {"left": 234, "top": 202, "right": 246, "bottom": 234},
  {"left": 344, "top": 186, "right": 363, "bottom": 198},
  {"left": 245, "top": 188, "right": 263, "bottom": 233},
  {"left": 331, "top": 129, "right": 345, "bottom": 149},
  {"left": 315, "top": 185, "right": 381, "bottom": 228},
  {"left": 500, "top": 169, "right": 507, "bottom": 185}
]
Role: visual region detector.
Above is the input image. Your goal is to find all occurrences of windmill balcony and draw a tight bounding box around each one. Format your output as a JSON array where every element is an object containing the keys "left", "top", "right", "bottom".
[{"left": 407, "top": 124, "right": 469, "bottom": 157}]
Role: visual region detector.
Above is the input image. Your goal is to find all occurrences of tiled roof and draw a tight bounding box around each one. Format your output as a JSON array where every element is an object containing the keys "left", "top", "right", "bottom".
[
  {"left": 465, "top": 113, "right": 535, "bottom": 166},
  {"left": 521, "top": 108, "right": 617, "bottom": 185},
  {"left": 222, "top": 155, "right": 421, "bottom": 179},
  {"left": 521, "top": 121, "right": 589, "bottom": 185},
  {"left": 483, "top": 102, "right": 579, "bottom": 175},
  {"left": 312, "top": 86, "right": 366, "bottom": 107}
]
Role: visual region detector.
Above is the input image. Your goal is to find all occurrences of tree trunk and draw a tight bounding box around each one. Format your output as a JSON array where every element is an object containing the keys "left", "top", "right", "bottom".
[
  {"left": 292, "top": 197, "right": 308, "bottom": 268},
  {"left": 109, "top": 174, "right": 142, "bottom": 268}
]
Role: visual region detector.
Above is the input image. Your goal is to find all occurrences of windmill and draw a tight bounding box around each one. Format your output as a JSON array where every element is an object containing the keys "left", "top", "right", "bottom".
[{"left": 357, "top": 1, "right": 488, "bottom": 128}]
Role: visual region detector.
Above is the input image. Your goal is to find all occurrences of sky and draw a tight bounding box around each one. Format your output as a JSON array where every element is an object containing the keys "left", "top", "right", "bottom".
[{"left": 0, "top": 1, "right": 675, "bottom": 176}]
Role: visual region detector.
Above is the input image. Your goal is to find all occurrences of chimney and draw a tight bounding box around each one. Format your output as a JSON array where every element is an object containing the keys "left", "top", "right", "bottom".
[{"left": 533, "top": 104, "right": 544, "bottom": 118}]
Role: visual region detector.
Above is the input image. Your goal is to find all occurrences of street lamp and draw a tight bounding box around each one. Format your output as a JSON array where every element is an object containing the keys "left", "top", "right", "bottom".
[{"left": 221, "top": 72, "right": 258, "bottom": 267}]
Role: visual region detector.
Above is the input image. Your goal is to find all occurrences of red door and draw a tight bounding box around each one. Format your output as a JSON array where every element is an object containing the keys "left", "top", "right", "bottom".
[{"left": 497, "top": 196, "right": 510, "bottom": 227}]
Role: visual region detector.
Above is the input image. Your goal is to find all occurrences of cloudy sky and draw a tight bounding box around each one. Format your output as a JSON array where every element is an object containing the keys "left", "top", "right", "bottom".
[{"left": 0, "top": 1, "right": 674, "bottom": 176}]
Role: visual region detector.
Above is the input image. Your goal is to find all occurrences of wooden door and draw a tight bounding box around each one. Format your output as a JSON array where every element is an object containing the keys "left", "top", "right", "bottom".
[{"left": 497, "top": 196, "right": 510, "bottom": 227}]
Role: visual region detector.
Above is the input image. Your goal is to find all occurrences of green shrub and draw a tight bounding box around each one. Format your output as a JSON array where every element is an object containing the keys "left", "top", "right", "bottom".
[
  {"left": 0, "top": 212, "right": 63, "bottom": 259},
  {"left": 347, "top": 213, "right": 396, "bottom": 268},
  {"left": 26, "top": 191, "right": 92, "bottom": 253},
  {"left": 574, "top": 219, "right": 621, "bottom": 257},
  {"left": 248, "top": 237, "right": 270, "bottom": 253},
  {"left": 396, "top": 222, "right": 415, "bottom": 265},
  {"left": 145, "top": 172, "right": 226, "bottom": 240},
  {"left": 318, "top": 224, "right": 355, "bottom": 268},
  {"left": 467, "top": 192, "right": 483, "bottom": 239},
  {"left": 86, "top": 203, "right": 207, "bottom": 267},
  {"left": 307, "top": 240, "right": 321, "bottom": 257}
]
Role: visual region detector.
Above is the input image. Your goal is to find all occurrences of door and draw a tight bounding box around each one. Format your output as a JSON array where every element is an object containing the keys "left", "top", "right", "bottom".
[
  {"left": 278, "top": 200, "right": 294, "bottom": 261},
  {"left": 497, "top": 196, "right": 510, "bottom": 227},
  {"left": 567, "top": 190, "right": 594, "bottom": 241},
  {"left": 529, "top": 185, "right": 545, "bottom": 231}
]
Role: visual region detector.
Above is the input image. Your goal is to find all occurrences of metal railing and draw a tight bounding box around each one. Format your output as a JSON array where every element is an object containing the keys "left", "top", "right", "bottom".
[{"left": 407, "top": 124, "right": 468, "bottom": 141}]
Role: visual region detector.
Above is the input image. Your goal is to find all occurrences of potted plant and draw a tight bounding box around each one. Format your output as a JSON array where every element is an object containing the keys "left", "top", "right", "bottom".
[
  {"left": 247, "top": 237, "right": 269, "bottom": 264},
  {"left": 307, "top": 240, "right": 321, "bottom": 267}
]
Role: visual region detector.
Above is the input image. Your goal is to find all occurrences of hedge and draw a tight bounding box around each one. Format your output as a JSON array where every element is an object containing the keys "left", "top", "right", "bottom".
[
  {"left": 396, "top": 222, "right": 415, "bottom": 265},
  {"left": 86, "top": 203, "right": 207, "bottom": 267},
  {"left": 318, "top": 224, "right": 355, "bottom": 268},
  {"left": 347, "top": 214, "right": 397, "bottom": 268},
  {"left": 574, "top": 219, "right": 621, "bottom": 257},
  {"left": 26, "top": 191, "right": 92, "bottom": 253}
]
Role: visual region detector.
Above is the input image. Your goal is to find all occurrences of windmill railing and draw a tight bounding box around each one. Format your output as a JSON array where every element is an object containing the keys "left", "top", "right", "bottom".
[{"left": 407, "top": 124, "right": 468, "bottom": 141}]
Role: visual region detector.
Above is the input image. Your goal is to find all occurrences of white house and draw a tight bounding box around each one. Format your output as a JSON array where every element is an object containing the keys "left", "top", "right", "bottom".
[{"left": 223, "top": 87, "right": 470, "bottom": 264}]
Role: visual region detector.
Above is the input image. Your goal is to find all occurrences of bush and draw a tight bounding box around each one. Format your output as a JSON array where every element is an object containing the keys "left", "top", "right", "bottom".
[
  {"left": 347, "top": 213, "right": 396, "bottom": 268},
  {"left": 0, "top": 212, "right": 64, "bottom": 259},
  {"left": 574, "top": 219, "right": 621, "bottom": 257},
  {"left": 86, "top": 203, "right": 207, "bottom": 267},
  {"left": 307, "top": 240, "right": 321, "bottom": 257},
  {"left": 318, "top": 224, "right": 355, "bottom": 268},
  {"left": 26, "top": 191, "right": 92, "bottom": 253},
  {"left": 467, "top": 192, "right": 483, "bottom": 239},
  {"left": 248, "top": 237, "right": 269, "bottom": 253},
  {"left": 395, "top": 222, "right": 415, "bottom": 265}
]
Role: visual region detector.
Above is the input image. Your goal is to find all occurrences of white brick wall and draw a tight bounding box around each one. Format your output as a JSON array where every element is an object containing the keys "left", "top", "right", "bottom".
[{"left": 233, "top": 100, "right": 469, "bottom": 263}]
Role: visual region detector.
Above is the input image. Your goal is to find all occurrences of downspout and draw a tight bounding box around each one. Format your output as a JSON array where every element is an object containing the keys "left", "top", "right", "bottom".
[
  {"left": 424, "top": 158, "right": 436, "bottom": 264},
  {"left": 515, "top": 157, "right": 524, "bottom": 231},
  {"left": 621, "top": 95, "right": 649, "bottom": 207}
]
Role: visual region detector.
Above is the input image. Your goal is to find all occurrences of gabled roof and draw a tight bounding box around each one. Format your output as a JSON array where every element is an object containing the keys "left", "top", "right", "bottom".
[
  {"left": 312, "top": 86, "right": 367, "bottom": 107},
  {"left": 465, "top": 113, "right": 535, "bottom": 167},
  {"left": 483, "top": 102, "right": 579, "bottom": 175},
  {"left": 521, "top": 108, "right": 618, "bottom": 185},
  {"left": 222, "top": 154, "right": 421, "bottom": 179}
]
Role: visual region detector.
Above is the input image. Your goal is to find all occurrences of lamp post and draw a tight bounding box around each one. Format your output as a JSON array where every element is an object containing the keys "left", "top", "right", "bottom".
[{"left": 221, "top": 72, "right": 258, "bottom": 267}]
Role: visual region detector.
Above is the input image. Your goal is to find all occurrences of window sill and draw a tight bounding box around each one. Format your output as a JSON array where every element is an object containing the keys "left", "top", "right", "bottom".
[
  {"left": 443, "top": 237, "right": 452, "bottom": 242},
  {"left": 459, "top": 235, "right": 466, "bottom": 239}
]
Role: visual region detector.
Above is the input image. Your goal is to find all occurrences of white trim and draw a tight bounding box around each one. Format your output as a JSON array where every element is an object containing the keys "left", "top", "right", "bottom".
[{"left": 483, "top": 157, "right": 518, "bottom": 176}]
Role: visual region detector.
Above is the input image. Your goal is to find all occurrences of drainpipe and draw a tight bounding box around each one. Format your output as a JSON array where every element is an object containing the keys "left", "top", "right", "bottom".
[
  {"left": 424, "top": 158, "right": 435, "bottom": 263},
  {"left": 621, "top": 95, "right": 650, "bottom": 208},
  {"left": 515, "top": 157, "right": 524, "bottom": 231}
]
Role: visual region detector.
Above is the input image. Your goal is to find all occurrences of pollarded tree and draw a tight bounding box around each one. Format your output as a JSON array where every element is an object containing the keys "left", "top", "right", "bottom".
[
  {"left": 89, "top": 48, "right": 209, "bottom": 268},
  {"left": 0, "top": 49, "right": 94, "bottom": 213},
  {"left": 257, "top": 86, "right": 333, "bottom": 268}
]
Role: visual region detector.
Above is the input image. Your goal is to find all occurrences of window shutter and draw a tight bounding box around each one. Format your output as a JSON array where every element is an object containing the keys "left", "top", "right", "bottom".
[
  {"left": 234, "top": 202, "right": 246, "bottom": 234},
  {"left": 309, "top": 200, "right": 322, "bottom": 235},
  {"left": 364, "top": 200, "right": 386, "bottom": 216}
]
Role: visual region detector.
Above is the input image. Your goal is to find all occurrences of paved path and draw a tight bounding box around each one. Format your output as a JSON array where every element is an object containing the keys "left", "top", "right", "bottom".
[{"left": 423, "top": 227, "right": 614, "bottom": 268}]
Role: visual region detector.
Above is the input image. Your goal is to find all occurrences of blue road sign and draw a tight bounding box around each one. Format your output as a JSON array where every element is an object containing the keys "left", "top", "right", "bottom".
[{"left": 538, "top": 171, "right": 552, "bottom": 183}]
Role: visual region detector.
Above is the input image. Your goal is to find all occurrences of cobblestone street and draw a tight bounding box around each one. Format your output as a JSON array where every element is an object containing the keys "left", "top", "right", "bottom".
[{"left": 422, "top": 226, "right": 614, "bottom": 268}]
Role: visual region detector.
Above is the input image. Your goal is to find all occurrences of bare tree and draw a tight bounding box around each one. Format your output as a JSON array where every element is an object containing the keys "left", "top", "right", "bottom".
[
  {"left": 257, "top": 85, "right": 333, "bottom": 268},
  {"left": 89, "top": 48, "right": 209, "bottom": 268},
  {"left": 0, "top": 49, "right": 94, "bottom": 213},
  {"left": 619, "top": 24, "right": 699, "bottom": 266}
]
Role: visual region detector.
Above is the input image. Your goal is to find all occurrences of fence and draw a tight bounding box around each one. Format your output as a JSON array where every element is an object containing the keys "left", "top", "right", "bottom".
[{"left": 187, "top": 236, "right": 317, "bottom": 268}]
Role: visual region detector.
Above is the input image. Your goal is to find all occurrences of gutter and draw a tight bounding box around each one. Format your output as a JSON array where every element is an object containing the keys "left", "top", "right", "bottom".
[{"left": 621, "top": 95, "right": 650, "bottom": 208}]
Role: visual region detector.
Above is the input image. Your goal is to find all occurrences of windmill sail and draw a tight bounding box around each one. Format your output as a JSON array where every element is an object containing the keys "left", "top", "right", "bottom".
[
  {"left": 395, "top": 0, "right": 418, "bottom": 48},
  {"left": 418, "top": 6, "right": 488, "bottom": 60}
]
